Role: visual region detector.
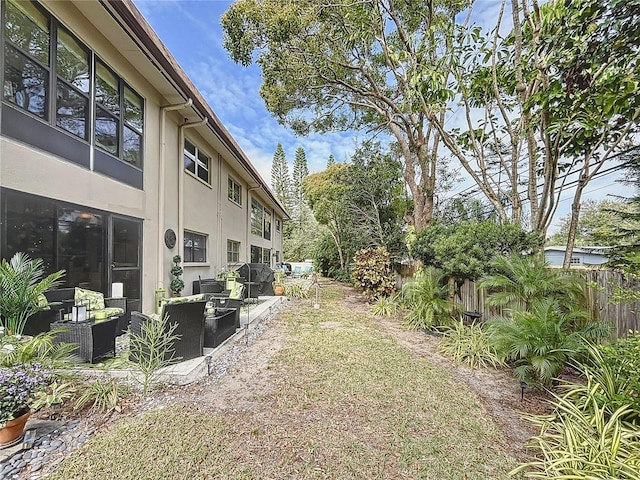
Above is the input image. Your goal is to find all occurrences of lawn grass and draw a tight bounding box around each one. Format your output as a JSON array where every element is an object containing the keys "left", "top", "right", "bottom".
[{"left": 46, "top": 283, "right": 519, "bottom": 479}]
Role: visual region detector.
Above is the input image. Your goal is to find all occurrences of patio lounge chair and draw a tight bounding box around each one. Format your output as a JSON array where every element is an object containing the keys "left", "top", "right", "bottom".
[{"left": 129, "top": 298, "right": 207, "bottom": 362}]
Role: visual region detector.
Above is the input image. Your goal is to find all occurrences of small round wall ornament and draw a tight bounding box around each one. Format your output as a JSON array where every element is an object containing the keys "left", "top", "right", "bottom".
[{"left": 164, "top": 229, "right": 177, "bottom": 249}]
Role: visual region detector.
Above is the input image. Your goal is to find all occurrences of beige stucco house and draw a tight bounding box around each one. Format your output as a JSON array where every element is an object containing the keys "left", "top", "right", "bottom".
[{"left": 0, "top": 0, "right": 288, "bottom": 313}]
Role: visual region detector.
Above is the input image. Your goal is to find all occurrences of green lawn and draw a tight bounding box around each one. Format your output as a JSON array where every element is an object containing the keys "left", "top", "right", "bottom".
[{"left": 47, "top": 283, "right": 519, "bottom": 479}]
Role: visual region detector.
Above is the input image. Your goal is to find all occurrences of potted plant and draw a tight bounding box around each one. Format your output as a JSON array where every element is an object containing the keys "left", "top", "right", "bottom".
[
  {"left": 0, "top": 362, "right": 52, "bottom": 445},
  {"left": 273, "top": 269, "right": 286, "bottom": 296},
  {"left": 0, "top": 252, "right": 65, "bottom": 336},
  {"left": 169, "top": 255, "right": 184, "bottom": 297}
]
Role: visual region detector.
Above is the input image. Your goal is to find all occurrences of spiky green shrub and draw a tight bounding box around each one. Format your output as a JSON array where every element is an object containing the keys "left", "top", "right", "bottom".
[
  {"left": 401, "top": 268, "right": 451, "bottom": 330},
  {"left": 513, "top": 397, "right": 640, "bottom": 479},
  {"left": 0, "top": 330, "right": 77, "bottom": 370},
  {"left": 513, "top": 348, "right": 640, "bottom": 479},
  {"left": 287, "top": 282, "right": 310, "bottom": 299},
  {"left": 352, "top": 247, "right": 396, "bottom": 300},
  {"left": 489, "top": 299, "right": 610, "bottom": 386},
  {"left": 75, "top": 378, "right": 129, "bottom": 413},
  {"left": 439, "top": 321, "right": 505, "bottom": 369},
  {"left": 370, "top": 295, "right": 400, "bottom": 318}
]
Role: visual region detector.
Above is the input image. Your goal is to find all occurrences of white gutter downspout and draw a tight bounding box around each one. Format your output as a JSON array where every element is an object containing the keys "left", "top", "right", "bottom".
[
  {"left": 178, "top": 117, "right": 209, "bottom": 264},
  {"left": 158, "top": 98, "right": 192, "bottom": 289}
]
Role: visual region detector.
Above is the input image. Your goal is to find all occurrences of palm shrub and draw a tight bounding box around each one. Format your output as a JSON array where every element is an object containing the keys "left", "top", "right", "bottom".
[
  {"left": 439, "top": 321, "right": 505, "bottom": 369},
  {"left": 370, "top": 294, "right": 401, "bottom": 318},
  {"left": 352, "top": 246, "right": 396, "bottom": 300},
  {"left": 401, "top": 268, "right": 452, "bottom": 330},
  {"left": 488, "top": 299, "right": 610, "bottom": 386},
  {"left": 0, "top": 331, "right": 77, "bottom": 370},
  {"left": 477, "top": 253, "right": 587, "bottom": 313},
  {"left": 0, "top": 252, "right": 65, "bottom": 336}
]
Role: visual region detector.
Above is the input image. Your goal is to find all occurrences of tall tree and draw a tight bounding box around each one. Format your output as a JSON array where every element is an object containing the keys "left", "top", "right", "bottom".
[
  {"left": 292, "top": 147, "right": 309, "bottom": 223},
  {"left": 270, "top": 143, "right": 291, "bottom": 212},
  {"left": 326, "top": 154, "right": 336, "bottom": 168},
  {"left": 222, "top": 0, "right": 466, "bottom": 231}
]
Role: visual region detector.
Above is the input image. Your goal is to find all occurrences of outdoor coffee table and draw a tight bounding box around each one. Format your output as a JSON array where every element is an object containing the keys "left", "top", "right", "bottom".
[{"left": 51, "top": 316, "right": 119, "bottom": 363}]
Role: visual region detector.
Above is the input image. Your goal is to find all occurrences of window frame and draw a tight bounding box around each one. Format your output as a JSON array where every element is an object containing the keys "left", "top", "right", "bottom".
[
  {"left": 184, "top": 138, "right": 211, "bottom": 184},
  {"left": 228, "top": 176, "right": 242, "bottom": 205},
  {"left": 183, "top": 230, "right": 207, "bottom": 263},
  {"left": 227, "top": 239, "right": 240, "bottom": 263}
]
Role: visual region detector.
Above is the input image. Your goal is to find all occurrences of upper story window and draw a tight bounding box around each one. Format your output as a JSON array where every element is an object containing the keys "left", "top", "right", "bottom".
[
  {"left": 184, "top": 231, "right": 207, "bottom": 263},
  {"left": 3, "top": 0, "right": 144, "bottom": 168},
  {"left": 251, "top": 197, "right": 264, "bottom": 236},
  {"left": 276, "top": 219, "right": 281, "bottom": 232},
  {"left": 184, "top": 139, "right": 210, "bottom": 184},
  {"left": 250, "top": 197, "right": 272, "bottom": 240},
  {"left": 264, "top": 211, "right": 271, "bottom": 241},
  {"left": 228, "top": 177, "right": 242, "bottom": 205}
]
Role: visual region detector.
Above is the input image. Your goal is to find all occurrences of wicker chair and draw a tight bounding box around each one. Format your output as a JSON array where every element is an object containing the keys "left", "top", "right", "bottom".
[
  {"left": 204, "top": 309, "right": 237, "bottom": 348},
  {"left": 129, "top": 300, "right": 207, "bottom": 362}
]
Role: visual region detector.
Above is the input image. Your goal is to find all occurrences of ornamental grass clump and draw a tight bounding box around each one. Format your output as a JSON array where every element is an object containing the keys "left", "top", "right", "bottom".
[{"left": 0, "top": 362, "right": 52, "bottom": 424}]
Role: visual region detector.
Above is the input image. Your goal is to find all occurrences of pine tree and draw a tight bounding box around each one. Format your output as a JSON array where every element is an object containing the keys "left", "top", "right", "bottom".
[
  {"left": 271, "top": 143, "right": 291, "bottom": 211},
  {"left": 292, "top": 147, "right": 309, "bottom": 222},
  {"left": 327, "top": 154, "right": 336, "bottom": 167}
]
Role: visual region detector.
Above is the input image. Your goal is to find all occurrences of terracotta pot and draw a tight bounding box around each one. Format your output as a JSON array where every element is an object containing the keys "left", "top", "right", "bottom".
[
  {"left": 274, "top": 284, "right": 285, "bottom": 296},
  {"left": 0, "top": 410, "right": 31, "bottom": 446}
]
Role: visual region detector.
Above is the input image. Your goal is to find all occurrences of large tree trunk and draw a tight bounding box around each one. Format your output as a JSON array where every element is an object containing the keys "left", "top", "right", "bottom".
[{"left": 563, "top": 179, "right": 587, "bottom": 269}]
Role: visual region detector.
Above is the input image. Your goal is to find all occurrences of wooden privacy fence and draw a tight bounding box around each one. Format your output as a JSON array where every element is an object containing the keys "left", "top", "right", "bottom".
[{"left": 396, "top": 267, "right": 640, "bottom": 338}]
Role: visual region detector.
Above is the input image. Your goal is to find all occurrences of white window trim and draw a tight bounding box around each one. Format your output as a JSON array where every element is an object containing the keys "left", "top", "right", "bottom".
[{"left": 184, "top": 139, "right": 211, "bottom": 185}]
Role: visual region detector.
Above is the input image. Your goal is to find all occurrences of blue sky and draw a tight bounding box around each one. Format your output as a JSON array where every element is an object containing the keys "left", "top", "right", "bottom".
[
  {"left": 134, "top": 0, "right": 356, "bottom": 186},
  {"left": 133, "top": 0, "right": 633, "bottom": 234}
]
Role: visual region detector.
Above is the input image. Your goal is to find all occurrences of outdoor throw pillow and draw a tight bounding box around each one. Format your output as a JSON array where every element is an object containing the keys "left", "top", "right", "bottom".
[
  {"left": 36, "top": 294, "right": 50, "bottom": 311},
  {"left": 162, "top": 294, "right": 205, "bottom": 306},
  {"left": 229, "top": 284, "right": 244, "bottom": 300},
  {"left": 74, "top": 287, "right": 105, "bottom": 311}
]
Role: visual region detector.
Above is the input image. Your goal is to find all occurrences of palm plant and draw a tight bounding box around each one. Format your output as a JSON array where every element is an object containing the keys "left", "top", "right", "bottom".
[
  {"left": 489, "top": 298, "right": 610, "bottom": 386},
  {"left": 0, "top": 252, "right": 65, "bottom": 336},
  {"left": 401, "top": 268, "right": 452, "bottom": 330},
  {"left": 477, "top": 253, "right": 587, "bottom": 313}
]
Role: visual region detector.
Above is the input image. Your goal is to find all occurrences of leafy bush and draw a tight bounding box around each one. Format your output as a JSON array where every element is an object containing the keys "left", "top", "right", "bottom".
[
  {"left": 75, "top": 378, "right": 128, "bottom": 413},
  {"left": 401, "top": 268, "right": 452, "bottom": 331},
  {"left": 352, "top": 247, "right": 396, "bottom": 300},
  {"left": 489, "top": 299, "right": 610, "bottom": 386},
  {"left": 286, "top": 282, "right": 310, "bottom": 299},
  {"left": 439, "top": 321, "right": 505, "bottom": 369},
  {"left": 370, "top": 295, "right": 400, "bottom": 318},
  {"left": 327, "top": 266, "right": 351, "bottom": 283}
]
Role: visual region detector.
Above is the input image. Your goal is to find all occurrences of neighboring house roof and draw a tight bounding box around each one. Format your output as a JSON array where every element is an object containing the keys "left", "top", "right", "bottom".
[
  {"left": 544, "top": 246, "right": 613, "bottom": 255},
  {"left": 103, "top": 0, "right": 289, "bottom": 220}
]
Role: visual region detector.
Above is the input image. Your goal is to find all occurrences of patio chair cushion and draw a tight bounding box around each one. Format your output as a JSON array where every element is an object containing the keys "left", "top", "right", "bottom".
[
  {"left": 162, "top": 294, "right": 206, "bottom": 306},
  {"left": 92, "top": 307, "right": 125, "bottom": 320},
  {"left": 74, "top": 287, "right": 105, "bottom": 311}
]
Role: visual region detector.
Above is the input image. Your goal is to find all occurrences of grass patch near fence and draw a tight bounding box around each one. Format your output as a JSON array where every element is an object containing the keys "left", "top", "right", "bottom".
[{"left": 46, "top": 283, "right": 519, "bottom": 479}]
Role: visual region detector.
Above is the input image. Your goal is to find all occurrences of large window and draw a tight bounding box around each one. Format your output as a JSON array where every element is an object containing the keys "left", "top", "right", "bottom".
[
  {"left": 228, "top": 177, "right": 242, "bottom": 205},
  {"left": 184, "top": 231, "right": 207, "bottom": 263},
  {"left": 250, "top": 197, "right": 264, "bottom": 236},
  {"left": 3, "top": 0, "right": 144, "bottom": 167},
  {"left": 95, "top": 59, "right": 143, "bottom": 167},
  {"left": 1, "top": 189, "right": 142, "bottom": 303},
  {"left": 227, "top": 239, "right": 240, "bottom": 263},
  {"left": 184, "top": 139, "right": 210, "bottom": 184},
  {"left": 250, "top": 245, "right": 271, "bottom": 265},
  {"left": 264, "top": 212, "right": 271, "bottom": 241},
  {"left": 250, "top": 197, "right": 272, "bottom": 239}
]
